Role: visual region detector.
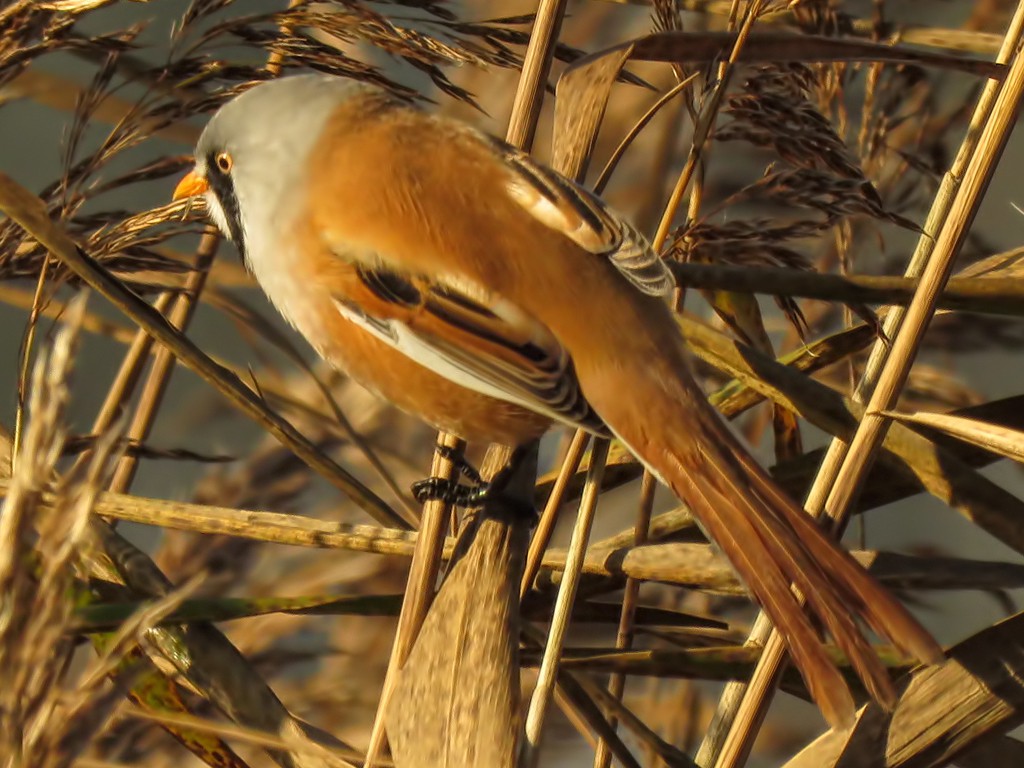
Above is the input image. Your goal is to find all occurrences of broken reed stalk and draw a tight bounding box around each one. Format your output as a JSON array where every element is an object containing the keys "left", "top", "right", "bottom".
[{"left": 385, "top": 445, "right": 533, "bottom": 768}]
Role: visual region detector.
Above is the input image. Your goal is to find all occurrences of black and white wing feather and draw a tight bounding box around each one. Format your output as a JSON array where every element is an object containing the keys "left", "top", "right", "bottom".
[{"left": 491, "top": 139, "right": 675, "bottom": 298}]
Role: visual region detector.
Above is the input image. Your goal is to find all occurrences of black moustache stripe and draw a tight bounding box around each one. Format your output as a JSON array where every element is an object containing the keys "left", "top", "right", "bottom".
[{"left": 206, "top": 162, "right": 245, "bottom": 256}]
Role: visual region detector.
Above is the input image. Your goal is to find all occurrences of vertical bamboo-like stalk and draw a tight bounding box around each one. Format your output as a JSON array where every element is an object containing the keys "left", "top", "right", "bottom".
[
  {"left": 363, "top": 431, "right": 461, "bottom": 766},
  {"left": 520, "top": 439, "right": 610, "bottom": 768}
]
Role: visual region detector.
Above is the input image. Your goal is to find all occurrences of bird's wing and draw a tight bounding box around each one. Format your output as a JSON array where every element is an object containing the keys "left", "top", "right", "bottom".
[
  {"left": 331, "top": 263, "right": 608, "bottom": 435},
  {"left": 488, "top": 137, "right": 675, "bottom": 298}
]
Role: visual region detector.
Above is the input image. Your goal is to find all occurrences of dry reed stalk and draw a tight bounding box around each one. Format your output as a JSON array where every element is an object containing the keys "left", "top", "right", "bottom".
[
  {"left": 591, "top": 470, "right": 656, "bottom": 768},
  {"left": 385, "top": 451, "right": 534, "bottom": 767},
  {"left": 521, "top": 439, "right": 610, "bottom": 767},
  {"left": 13, "top": 473, "right": 1023, "bottom": 596},
  {"left": 520, "top": 430, "right": 590, "bottom": 597}
]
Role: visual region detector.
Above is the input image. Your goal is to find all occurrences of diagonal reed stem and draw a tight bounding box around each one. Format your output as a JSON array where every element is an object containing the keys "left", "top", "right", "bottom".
[{"left": 107, "top": 234, "right": 218, "bottom": 493}]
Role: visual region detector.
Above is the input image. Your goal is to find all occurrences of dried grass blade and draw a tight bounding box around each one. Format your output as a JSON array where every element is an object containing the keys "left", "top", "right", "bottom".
[{"left": 104, "top": 237, "right": 219, "bottom": 493}]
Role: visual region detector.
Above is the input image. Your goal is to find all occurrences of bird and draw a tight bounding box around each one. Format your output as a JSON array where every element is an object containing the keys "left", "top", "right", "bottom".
[{"left": 173, "top": 73, "right": 942, "bottom": 727}]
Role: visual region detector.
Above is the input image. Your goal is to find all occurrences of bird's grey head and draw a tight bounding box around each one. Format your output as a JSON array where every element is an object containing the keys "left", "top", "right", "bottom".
[{"left": 192, "top": 74, "right": 382, "bottom": 255}]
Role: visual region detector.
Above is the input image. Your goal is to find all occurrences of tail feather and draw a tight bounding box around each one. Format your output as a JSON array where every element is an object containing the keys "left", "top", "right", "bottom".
[
  {"left": 608, "top": 375, "right": 942, "bottom": 727},
  {"left": 672, "top": 451, "right": 858, "bottom": 726},
  {"left": 744, "top": 495, "right": 898, "bottom": 708},
  {"left": 747, "top": 464, "right": 943, "bottom": 665}
]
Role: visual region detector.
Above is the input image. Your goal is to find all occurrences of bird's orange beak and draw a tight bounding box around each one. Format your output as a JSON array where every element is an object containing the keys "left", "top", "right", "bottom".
[{"left": 173, "top": 168, "right": 209, "bottom": 201}]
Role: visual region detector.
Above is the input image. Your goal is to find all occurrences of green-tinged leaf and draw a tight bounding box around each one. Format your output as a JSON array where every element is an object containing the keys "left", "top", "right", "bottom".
[
  {"left": 76, "top": 592, "right": 724, "bottom": 633},
  {"left": 76, "top": 594, "right": 405, "bottom": 632},
  {"left": 91, "top": 639, "right": 251, "bottom": 768}
]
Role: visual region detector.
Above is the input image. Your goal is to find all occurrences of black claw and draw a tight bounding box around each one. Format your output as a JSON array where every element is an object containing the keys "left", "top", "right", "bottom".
[
  {"left": 411, "top": 476, "right": 491, "bottom": 507},
  {"left": 411, "top": 476, "right": 453, "bottom": 504},
  {"left": 411, "top": 444, "right": 537, "bottom": 521},
  {"left": 411, "top": 444, "right": 489, "bottom": 506},
  {"left": 433, "top": 444, "right": 483, "bottom": 486},
  {"left": 458, "top": 484, "right": 491, "bottom": 508}
]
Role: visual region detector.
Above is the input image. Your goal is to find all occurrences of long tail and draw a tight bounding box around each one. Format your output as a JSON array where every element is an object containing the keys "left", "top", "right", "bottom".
[{"left": 605, "top": 369, "right": 943, "bottom": 727}]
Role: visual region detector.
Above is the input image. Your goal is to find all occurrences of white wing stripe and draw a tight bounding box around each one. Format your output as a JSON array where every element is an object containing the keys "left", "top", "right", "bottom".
[{"left": 333, "top": 298, "right": 583, "bottom": 425}]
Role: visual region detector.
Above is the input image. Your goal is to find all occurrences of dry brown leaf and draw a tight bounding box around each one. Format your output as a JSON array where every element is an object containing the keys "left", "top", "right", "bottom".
[
  {"left": 785, "top": 612, "right": 1024, "bottom": 768},
  {"left": 881, "top": 409, "right": 1024, "bottom": 464}
]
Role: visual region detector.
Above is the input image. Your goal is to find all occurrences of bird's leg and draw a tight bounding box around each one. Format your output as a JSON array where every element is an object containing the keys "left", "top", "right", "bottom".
[
  {"left": 433, "top": 443, "right": 484, "bottom": 486},
  {"left": 411, "top": 445, "right": 488, "bottom": 506},
  {"left": 410, "top": 445, "right": 536, "bottom": 521},
  {"left": 411, "top": 476, "right": 486, "bottom": 506},
  {"left": 456, "top": 446, "right": 537, "bottom": 522}
]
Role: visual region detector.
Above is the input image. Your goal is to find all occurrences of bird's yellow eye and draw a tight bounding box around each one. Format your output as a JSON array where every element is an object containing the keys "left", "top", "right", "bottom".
[{"left": 214, "top": 152, "right": 233, "bottom": 174}]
